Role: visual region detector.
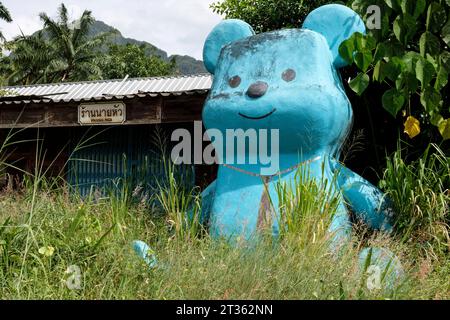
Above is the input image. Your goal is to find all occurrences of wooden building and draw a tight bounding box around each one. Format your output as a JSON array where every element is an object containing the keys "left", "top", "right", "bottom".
[{"left": 0, "top": 74, "right": 215, "bottom": 194}]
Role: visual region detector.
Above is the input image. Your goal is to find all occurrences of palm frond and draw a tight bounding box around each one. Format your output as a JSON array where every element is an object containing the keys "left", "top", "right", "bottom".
[
  {"left": 8, "top": 3, "right": 108, "bottom": 84},
  {"left": 57, "top": 3, "right": 69, "bottom": 27},
  {"left": 72, "top": 10, "right": 94, "bottom": 47},
  {"left": 0, "top": 2, "right": 12, "bottom": 22}
]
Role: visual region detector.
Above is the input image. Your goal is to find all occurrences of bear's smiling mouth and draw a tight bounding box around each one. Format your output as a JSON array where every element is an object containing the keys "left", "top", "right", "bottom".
[{"left": 238, "top": 108, "right": 277, "bottom": 120}]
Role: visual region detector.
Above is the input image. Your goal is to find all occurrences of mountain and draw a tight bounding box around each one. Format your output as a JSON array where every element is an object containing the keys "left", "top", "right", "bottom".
[
  {"left": 89, "top": 20, "right": 207, "bottom": 75},
  {"left": 170, "top": 55, "right": 210, "bottom": 75}
]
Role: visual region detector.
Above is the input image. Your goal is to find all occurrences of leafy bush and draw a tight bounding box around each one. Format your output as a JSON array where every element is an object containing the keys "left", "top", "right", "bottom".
[
  {"left": 5, "top": 4, "right": 110, "bottom": 85},
  {"left": 100, "top": 44, "right": 175, "bottom": 80},
  {"left": 210, "top": 0, "right": 335, "bottom": 33},
  {"left": 379, "top": 143, "right": 449, "bottom": 257},
  {"left": 341, "top": 0, "right": 450, "bottom": 141}
]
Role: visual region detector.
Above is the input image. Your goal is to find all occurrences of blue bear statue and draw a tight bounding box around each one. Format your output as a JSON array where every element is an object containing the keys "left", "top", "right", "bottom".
[
  {"left": 201, "top": 3, "right": 402, "bottom": 279},
  {"left": 133, "top": 4, "right": 403, "bottom": 289}
]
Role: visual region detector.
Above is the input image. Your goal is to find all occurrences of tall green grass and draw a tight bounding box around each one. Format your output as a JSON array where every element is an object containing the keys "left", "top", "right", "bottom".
[
  {"left": 0, "top": 127, "right": 448, "bottom": 299},
  {"left": 1, "top": 176, "right": 449, "bottom": 299},
  {"left": 275, "top": 163, "right": 339, "bottom": 247},
  {"left": 155, "top": 161, "right": 202, "bottom": 241},
  {"left": 150, "top": 124, "right": 202, "bottom": 241},
  {"left": 0, "top": 124, "right": 35, "bottom": 184},
  {"left": 379, "top": 143, "right": 449, "bottom": 258}
]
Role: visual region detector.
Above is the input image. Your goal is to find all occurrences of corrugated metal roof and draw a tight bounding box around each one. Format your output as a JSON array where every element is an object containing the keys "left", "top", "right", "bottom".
[{"left": 0, "top": 73, "right": 212, "bottom": 105}]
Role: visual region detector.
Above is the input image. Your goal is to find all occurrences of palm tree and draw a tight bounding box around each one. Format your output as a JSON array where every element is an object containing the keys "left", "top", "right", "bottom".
[
  {"left": 6, "top": 3, "right": 110, "bottom": 85},
  {"left": 0, "top": 2, "right": 12, "bottom": 85},
  {"left": 7, "top": 31, "right": 56, "bottom": 85},
  {"left": 38, "top": 3, "right": 109, "bottom": 82},
  {"left": 0, "top": 2, "right": 12, "bottom": 41},
  {"left": 5, "top": 4, "right": 110, "bottom": 85}
]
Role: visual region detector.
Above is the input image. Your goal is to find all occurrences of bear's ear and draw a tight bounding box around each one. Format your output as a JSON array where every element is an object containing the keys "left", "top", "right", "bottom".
[
  {"left": 203, "top": 19, "right": 255, "bottom": 74},
  {"left": 302, "top": 4, "right": 366, "bottom": 68}
]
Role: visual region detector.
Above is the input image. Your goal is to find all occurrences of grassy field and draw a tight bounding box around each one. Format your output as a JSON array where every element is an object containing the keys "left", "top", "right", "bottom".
[
  {"left": 0, "top": 175, "right": 448, "bottom": 300},
  {"left": 0, "top": 130, "right": 448, "bottom": 299}
]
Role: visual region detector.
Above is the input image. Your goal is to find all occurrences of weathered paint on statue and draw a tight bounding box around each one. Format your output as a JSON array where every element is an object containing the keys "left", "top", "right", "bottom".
[
  {"left": 132, "top": 4, "right": 403, "bottom": 286},
  {"left": 200, "top": 4, "right": 395, "bottom": 246}
]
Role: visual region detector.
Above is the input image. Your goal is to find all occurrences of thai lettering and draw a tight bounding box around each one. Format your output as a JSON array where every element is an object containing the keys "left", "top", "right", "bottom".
[{"left": 78, "top": 103, "right": 126, "bottom": 124}]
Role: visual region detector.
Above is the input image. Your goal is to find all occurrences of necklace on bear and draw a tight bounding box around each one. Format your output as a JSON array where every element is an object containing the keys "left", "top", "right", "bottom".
[
  {"left": 221, "top": 156, "right": 322, "bottom": 231},
  {"left": 221, "top": 155, "right": 322, "bottom": 179}
]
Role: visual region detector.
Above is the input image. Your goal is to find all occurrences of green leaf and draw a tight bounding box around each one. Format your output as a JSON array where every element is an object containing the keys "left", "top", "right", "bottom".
[
  {"left": 426, "top": 54, "right": 438, "bottom": 69},
  {"left": 381, "top": 13, "right": 393, "bottom": 39},
  {"left": 420, "top": 88, "right": 442, "bottom": 112},
  {"left": 438, "top": 119, "right": 450, "bottom": 140},
  {"left": 435, "top": 66, "right": 449, "bottom": 90},
  {"left": 398, "top": 72, "right": 418, "bottom": 93},
  {"left": 354, "top": 50, "right": 373, "bottom": 72},
  {"left": 401, "top": 0, "right": 426, "bottom": 18},
  {"left": 382, "top": 89, "right": 406, "bottom": 117},
  {"left": 440, "top": 51, "right": 450, "bottom": 72},
  {"left": 362, "top": 34, "right": 377, "bottom": 51},
  {"left": 384, "top": 57, "right": 404, "bottom": 81},
  {"left": 441, "top": 19, "right": 450, "bottom": 47},
  {"left": 402, "top": 51, "right": 421, "bottom": 73},
  {"left": 339, "top": 37, "right": 356, "bottom": 65},
  {"left": 349, "top": 73, "right": 370, "bottom": 95},
  {"left": 385, "top": 0, "right": 401, "bottom": 10},
  {"left": 353, "top": 32, "right": 364, "bottom": 50},
  {"left": 394, "top": 14, "right": 418, "bottom": 44},
  {"left": 414, "top": 0, "right": 427, "bottom": 18},
  {"left": 393, "top": 16, "right": 403, "bottom": 43},
  {"left": 404, "top": 15, "right": 418, "bottom": 41},
  {"left": 373, "top": 43, "right": 386, "bottom": 62},
  {"left": 430, "top": 113, "right": 444, "bottom": 126},
  {"left": 383, "top": 39, "right": 405, "bottom": 58},
  {"left": 426, "top": 2, "right": 447, "bottom": 33},
  {"left": 415, "top": 57, "right": 436, "bottom": 88},
  {"left": 373, "top": 61, "right": 384, "bottom": 82},
  {"left": 419, "top": 32, "right": 441, "bottom": 57}
]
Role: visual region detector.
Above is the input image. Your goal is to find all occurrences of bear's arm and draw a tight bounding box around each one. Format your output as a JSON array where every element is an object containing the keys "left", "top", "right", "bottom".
[{"left": 331, "top": 161, "right": 395, "bottom": 233}]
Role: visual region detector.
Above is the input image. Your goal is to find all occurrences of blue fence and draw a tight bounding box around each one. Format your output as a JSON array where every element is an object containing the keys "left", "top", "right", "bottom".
[{"left": 67, "top": 125, "right": 194, "bottom": 199}]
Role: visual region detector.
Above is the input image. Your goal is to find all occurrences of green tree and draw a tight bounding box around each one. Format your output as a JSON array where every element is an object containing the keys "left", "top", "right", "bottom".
[
  {"left": 38, "top": 3, "right": 109, "bottom": 82},
  {"left": 0, "top": 2, "right": 12, "bottom": 85},
  {"left": 340, "top": 0, "right": 450, "bottom": 141},
  {"left": 0, "top": 2, "right": 12, "bottom": 41},
  {"left": 6, "top": 31, "right": 55, "bottom": 84},
  {"left": 211, "top": 0, "right": 335, "bottom": 33},
  {"left": 100, "top": 43, "right": 175, "bottom": 79},
  {"left": 5, "top": 3, "right": 110, "bottom": 85}
]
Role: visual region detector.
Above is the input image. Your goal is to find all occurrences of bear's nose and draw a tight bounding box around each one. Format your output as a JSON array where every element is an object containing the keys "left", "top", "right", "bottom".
[{"left": 246, "top": 81, "right": 268, "bottom": 99}]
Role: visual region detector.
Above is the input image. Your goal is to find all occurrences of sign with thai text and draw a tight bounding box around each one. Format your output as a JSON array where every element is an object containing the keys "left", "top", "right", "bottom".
[{"left": 78, "top": 102, "right": 126, "bottom": 125}]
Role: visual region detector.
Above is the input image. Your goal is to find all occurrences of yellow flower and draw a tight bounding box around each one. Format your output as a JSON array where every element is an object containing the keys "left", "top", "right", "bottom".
[
  {"left": 38, "top": 246, "right": 55, "bottom": 257},
  {"left": 438, "top": 119, "right": 450, "bottom": 140},
  {"left": 404, "top": 116, "right": 421, "bottom": 139}
]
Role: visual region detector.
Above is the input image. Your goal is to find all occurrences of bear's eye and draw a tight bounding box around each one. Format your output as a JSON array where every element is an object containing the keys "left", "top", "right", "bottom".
[
  {"left": 282, "top": 69, "right": 296, "bottom": 82},
  {"left": 228, "top": 75, "right": 241, "bottom": 88}
]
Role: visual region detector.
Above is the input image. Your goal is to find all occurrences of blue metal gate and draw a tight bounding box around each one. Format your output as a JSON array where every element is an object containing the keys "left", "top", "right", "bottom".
[{"left": 67, "top": 125, "right": 194, "bottom": 198}]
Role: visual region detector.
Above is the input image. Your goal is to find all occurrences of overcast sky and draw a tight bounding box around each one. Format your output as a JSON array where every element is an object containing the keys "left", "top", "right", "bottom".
[{"left": 0, "top": 0, "right": 224, "bottom": 60}]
